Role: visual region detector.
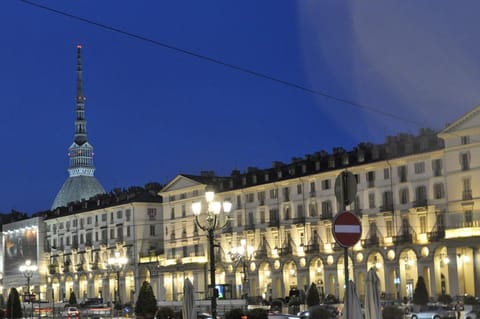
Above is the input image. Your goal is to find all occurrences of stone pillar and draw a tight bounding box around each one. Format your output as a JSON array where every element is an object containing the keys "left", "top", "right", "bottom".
[{"left": 446, "top": 246, "right": 459, "bottom": 296}]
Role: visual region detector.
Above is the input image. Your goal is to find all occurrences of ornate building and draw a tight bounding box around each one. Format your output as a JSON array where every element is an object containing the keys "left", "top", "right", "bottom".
[
  {"left": 154, "top": 105, "right": 480, "bottom": 303},
  {"left": 52, "top": 45, "right": 105, "bottom": 210},
  {"left": 43, "top": 185, "right": 163, "bottom": 304}
]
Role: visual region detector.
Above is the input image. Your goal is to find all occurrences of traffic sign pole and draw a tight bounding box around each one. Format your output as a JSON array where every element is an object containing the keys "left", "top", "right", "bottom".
[{"left": 334, "top": 171, "right": 359, "bottom": 319}]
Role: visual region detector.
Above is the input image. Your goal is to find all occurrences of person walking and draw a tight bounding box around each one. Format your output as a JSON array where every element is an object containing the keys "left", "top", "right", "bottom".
[{"left": 455, "top": 301, "right": 462, "bottom": 319}]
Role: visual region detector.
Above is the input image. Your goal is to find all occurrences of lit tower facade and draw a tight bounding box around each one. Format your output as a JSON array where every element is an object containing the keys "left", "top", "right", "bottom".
[{"left": 52, "top": 45, "right": 105, "bottom": 210}]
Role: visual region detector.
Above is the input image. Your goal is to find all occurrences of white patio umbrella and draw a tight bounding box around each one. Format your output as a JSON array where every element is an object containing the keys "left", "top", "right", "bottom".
[
  {"left": 343, "top": 280, "right": 363, "bottom": 319},
  {"left": 364, "top": 268, "right": 382, "bottom": 319},
  {"left": 182, "top": 278, "right": 195, "bottom": 319}
]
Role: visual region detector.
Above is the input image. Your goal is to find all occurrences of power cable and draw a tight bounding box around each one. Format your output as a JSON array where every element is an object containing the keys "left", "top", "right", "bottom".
[{"left": 19, "top": 0, "right": 428, "bottom": 128}]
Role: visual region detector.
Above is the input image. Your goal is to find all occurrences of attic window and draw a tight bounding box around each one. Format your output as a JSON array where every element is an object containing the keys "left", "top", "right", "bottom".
[
  {"left": 328, "top": 157, "right": 335, "bottom": 168},
  {"left": 357, "top": 151, "right": 365, "bottom": 163}
]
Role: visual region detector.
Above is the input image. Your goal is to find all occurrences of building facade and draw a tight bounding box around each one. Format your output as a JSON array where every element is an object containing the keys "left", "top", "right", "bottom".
[
  {"left": 2, "top": 106, "right": 480, "bottom": 307},
  {"left": 2, "top": 185, "right": 164, "bottom": 305},
  {"left": 155, "top": 105, "right": 480, "bottom": 303}
]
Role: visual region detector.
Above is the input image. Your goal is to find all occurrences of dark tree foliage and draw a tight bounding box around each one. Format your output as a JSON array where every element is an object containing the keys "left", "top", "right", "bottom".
[
  {"left": 247, "top": 308, "right": 268, "bottom": 319},
  {"left": 135, "top": 281, "right": 158, "bottom": 318},
  {"left": 306, "top": 283, "right": 320, "bottom": 308},
  {"left": 413, "top": 276, "right": 429, "bottom": 306},
  {"left": 7, "top": 288, "right": 22, "bottom": 319},
  {"left": 225, "top": 308, "right": 245, "bottom": 319},
  {"left": 69, "top": 291, "right": 77, "bottom": 305}
]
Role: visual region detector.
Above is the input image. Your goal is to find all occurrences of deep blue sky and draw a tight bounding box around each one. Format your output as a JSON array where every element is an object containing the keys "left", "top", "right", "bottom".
[{"left": 2, "top": 1, "right": 480, "bottom": 214}]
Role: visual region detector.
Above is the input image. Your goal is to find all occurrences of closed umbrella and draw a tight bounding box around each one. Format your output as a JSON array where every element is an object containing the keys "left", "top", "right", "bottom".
[
  {"left": 342, "top": 280, "right": 363, "bottom": 319},
  {"left": 364, "top": 268, "right": 382, "bottom": 319},
  {"left": 183, "top": 278, "right": 195, "bottom": 319}
]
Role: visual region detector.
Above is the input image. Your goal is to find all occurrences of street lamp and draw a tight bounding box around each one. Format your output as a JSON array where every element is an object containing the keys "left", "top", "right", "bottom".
[
  {"left": 231, "top": 239, "right": 254, "bottom": 301},
  {"left": 192, "top": 189, "right": 232, "bottom": 319},
  {"left": 108, "top": 251, "right": 128, "bottom": 311},
  {"left": 19, "top": 259, "right": 38, "bottom": 319}
]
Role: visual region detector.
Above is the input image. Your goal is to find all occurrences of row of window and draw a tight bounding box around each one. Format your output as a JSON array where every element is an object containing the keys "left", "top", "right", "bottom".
[
  {"left": 48, "top": 209, "right": 134, "bottom": 234},
  {"left": 218, "top": 180, "right": 473, "bottom": 228}
]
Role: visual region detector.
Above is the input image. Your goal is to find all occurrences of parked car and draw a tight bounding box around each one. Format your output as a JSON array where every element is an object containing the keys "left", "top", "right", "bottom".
[
  {"left": 464, "top": 310, "right": 480, "bottom": 319},
  {"left": 62, "top": 307, "right": 79, "bottom": 317},
  {"left": 410, "top": 305, "right": 456, "bottom": 319}
]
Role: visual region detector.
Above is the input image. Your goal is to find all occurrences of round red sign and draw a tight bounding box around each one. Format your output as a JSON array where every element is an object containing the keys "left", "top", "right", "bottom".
[{"left": 332, "top": 211, "right": 362, "bottom": 247}]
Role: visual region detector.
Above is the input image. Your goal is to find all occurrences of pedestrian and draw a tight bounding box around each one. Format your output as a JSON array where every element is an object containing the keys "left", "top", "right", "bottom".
[{"left": 455, "top": 301, "right": 461, "bottom": 319}]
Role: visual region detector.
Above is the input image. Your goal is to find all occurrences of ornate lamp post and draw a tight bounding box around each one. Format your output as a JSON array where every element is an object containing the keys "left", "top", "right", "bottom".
[
  {"left": 19, "top": 259, "right": 38, "bottom": 319},
  {"left": 108, "top": 251, "right": 128, "bottom": 311},
  {"left": 192, "top": 189, "right": 232, "bottom": 319},
  {"left": 231, "top": 239, "right": 254, "bottom": 301}
]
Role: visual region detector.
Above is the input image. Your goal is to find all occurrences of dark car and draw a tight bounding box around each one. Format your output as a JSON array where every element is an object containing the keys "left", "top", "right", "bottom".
[{"left": 410, "top": 305, "right": 456, "bottom": 319}]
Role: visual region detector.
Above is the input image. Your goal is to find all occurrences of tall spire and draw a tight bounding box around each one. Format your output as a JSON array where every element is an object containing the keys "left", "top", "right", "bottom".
[
  {"left": 75, "top": 44, "right": 87, "bottom": 146},
  {"left": 52, "top": 44, "right": 105, "bottom": 210}
]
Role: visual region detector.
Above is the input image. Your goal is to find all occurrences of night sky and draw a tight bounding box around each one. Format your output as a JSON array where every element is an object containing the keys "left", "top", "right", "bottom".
[{"left": 2, "top": 1, "right": 480, "bottom": 214}]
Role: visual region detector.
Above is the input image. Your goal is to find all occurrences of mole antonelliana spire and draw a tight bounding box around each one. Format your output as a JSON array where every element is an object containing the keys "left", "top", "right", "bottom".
[{"left": 52, "top": 45, "right": 105, "bottom": 210}]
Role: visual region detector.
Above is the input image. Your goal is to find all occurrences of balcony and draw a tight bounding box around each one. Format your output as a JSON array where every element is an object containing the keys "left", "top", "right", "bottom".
[
  {"left": 463, "top": 190, "right": 473, "bottom": 201},
  {"left": 268, "top": 219, "right": 280, "bottom": 228},
  {"left": 320, "top": 212, "right": 333, "bottom": 220},
  {"left": 304, "top": 243, "right": 320, "bottom": 254},
  {"left": 279, "top": 246, "right": 292, "bottom": 257},
  {"left": 427, "top": 229, "right": 445, "bottom": 242},
  {"left": 309, "top": 191, "right": 316, "bottom": 198},
  {"left": 245, "top": 224, "right": 255, "bottom": 231},
  {"left": 393, "top": 232, "right": 413, "bottom": 245},
  {"left": 293, "top": 217, "right": 306, "bottom": 225},
  {"left": 254, "top": 249, "right": 268, "bottom": 259},
  {"left": 361, "top": 236, "right": 379, "bottom": 248},
  {"left": 49, "top": 264, "right": 57, "bottom": 275},
  {"left": 380, "top": 204, "right": 394, "bottom": 212},
  {"left": 414, "top": 199, "right": 428, "bottom": 208}
]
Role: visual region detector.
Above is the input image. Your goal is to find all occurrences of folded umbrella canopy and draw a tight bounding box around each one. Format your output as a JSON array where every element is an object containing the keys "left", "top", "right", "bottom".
[
  {"left": 183, "top": 278, "right": 195, "bottom": 319},
  {"left": 364, "top": 268, "right": 382, "bottom": 319},
  {"left": 343, "top": 280, "right": 363, "bottom": 319}
]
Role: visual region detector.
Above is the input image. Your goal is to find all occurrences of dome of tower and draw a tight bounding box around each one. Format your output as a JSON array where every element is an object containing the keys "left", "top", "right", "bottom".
[{"left": 51, "top": 175, "right": 105, "bottom": 210}]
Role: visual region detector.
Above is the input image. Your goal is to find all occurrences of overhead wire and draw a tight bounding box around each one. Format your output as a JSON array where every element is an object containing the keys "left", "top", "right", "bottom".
[{"left": 19, "top": 0, "right": 429, "bottom": 129}]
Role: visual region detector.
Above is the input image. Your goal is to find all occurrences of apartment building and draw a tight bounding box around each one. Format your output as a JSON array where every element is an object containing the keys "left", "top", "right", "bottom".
[{"left": 157, "top": 105, "right": 480, "bottom": 302}]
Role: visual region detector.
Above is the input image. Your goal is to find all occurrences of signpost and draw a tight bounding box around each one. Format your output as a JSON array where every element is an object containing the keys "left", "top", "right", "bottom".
[
  {"left": 333, "top": 211, "right": 362, "bottom": 248},
  {"left": 334, "top": 171, "right": 357, "bottom": 208},
  {"left": 333, "top": 170, "right": 360, "bottom": 319}
]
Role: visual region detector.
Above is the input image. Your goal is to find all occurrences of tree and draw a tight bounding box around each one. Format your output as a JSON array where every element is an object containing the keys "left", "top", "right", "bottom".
[
  {"left": 69, "top": 291, "right": 77, "bottom": 305},
  {"left": 135, "top": 281, "right": 157, "bottom": 318},
  {"left": 6, "top": 288, "right": 22, "bottom": 319},
  {"left": 306, "top": 283, "right": 320, "bottom": 308},
  {"left": 412, "top": 276, "right": 429, "bottom": 306}
]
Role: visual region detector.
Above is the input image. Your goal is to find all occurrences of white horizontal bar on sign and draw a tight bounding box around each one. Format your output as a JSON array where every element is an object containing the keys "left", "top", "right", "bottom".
[{"left": 334, "top": 225, "right": 361, "bottom": 233}]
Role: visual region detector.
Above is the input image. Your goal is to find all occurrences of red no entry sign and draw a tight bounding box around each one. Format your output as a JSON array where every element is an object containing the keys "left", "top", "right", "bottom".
[{"left": 333, "top": 211, "right": 362, "bottom": 247}]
